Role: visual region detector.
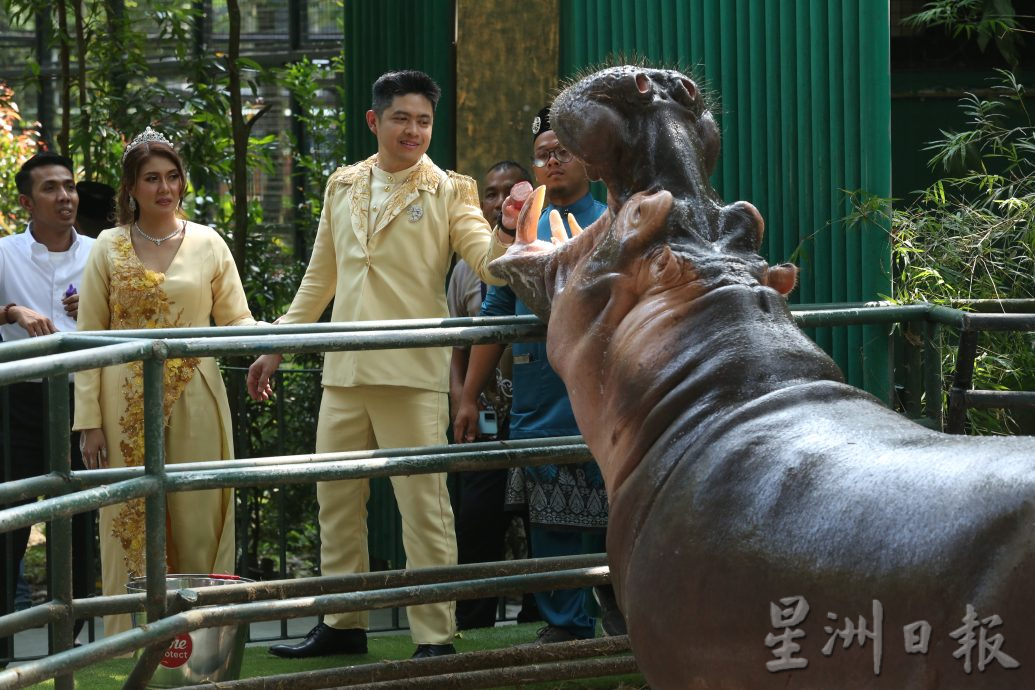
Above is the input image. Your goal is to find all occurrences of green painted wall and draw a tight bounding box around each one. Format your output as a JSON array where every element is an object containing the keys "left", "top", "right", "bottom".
[
  {"left": 340, "top": 0, "right": 895, "bottom": 397},
  {"left": 344, "top": 0, "right": 456, "bottom": 169},
  {"left": 559, "top": 0, "right": 894, "bottom": 400}
]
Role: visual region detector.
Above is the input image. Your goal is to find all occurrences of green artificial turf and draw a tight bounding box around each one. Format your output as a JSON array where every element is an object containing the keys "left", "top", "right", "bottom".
[{"left": 26, "top": 623, "right": 645, "bottom": 689}]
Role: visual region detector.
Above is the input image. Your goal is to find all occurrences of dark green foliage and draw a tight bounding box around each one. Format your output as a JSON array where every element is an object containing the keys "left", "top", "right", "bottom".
[
  {"left": 903, "top": 0, "right": 1025, "bottom": 69},
  {"left": 0, "top": 1, "right": 353, "bottom": 578},
  {"left": 847, "top": 69, "right": 1035, "bottom": 434}
]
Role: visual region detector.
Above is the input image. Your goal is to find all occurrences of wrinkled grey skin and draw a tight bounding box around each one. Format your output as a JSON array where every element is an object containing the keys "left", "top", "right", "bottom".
[{"left": 490, "top": 66, "right": 1035, "bottom": 689}]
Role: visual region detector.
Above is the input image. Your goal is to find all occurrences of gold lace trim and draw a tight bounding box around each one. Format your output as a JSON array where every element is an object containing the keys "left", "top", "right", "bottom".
[{"left": 109, "top": 231, "right": 200, "bottom": 576}]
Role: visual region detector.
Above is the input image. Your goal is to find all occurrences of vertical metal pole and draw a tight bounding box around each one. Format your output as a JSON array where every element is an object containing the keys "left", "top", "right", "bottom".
[
  {"left": 924, "top": 321, "right": 943, "bottom": 430},
  {"left": 1, "top": 385, "right": 12, "bottom": 665},
  {"left": 905, "top": 326, "right": 922, "bottom": 420},
  {"left": 143, "top": 355, "right": 167, "bottom": 624},
  {"left": 125, "top": 353, "right": 172, "bottom": 690},
  {"left": 947, "top": 329, "right": 978, "bottom": 435},
  {"left": 46, "top": 376, "right": 74, "bottom": 690},
  {"left": 275, "top": 370, "right": 288, "bottom": 638}
]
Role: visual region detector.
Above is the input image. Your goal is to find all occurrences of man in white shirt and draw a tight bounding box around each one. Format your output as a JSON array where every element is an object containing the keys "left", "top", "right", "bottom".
[{"left": 1, "top": 152, "right": 95, "bottom": 662}]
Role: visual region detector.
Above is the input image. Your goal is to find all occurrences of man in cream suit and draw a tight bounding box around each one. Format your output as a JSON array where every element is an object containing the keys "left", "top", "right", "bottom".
[{"left": 247, "top": 70, "right": 514, "bottom": 659}]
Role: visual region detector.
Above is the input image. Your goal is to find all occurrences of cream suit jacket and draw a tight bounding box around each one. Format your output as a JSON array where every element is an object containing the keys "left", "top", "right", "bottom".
[{"left": 280, "top": 154, "right": 508, "bottom": 393}]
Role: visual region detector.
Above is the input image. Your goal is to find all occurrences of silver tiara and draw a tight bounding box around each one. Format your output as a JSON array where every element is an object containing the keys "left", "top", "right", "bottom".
[{"left": 122, "top": 126, "right": 173, "bottom": 162}]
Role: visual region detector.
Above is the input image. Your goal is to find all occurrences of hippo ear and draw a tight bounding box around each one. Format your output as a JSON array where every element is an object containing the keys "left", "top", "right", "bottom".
[{"left": 764, "top": 263, "right": 798, "bottom": 296}]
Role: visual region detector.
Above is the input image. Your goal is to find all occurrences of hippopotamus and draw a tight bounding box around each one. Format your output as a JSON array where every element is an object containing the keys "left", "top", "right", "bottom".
[{"left": 490, "top": 66, "right": 1035, "bottom": 689}]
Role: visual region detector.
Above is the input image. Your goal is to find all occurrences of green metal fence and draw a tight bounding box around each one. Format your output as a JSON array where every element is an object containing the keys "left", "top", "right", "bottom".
[{"left": 1, "top": 305, "right": 1034, "bottom": 688}]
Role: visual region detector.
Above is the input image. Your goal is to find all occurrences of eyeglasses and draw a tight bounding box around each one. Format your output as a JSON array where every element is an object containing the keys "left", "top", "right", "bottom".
[{"left": 532, "top": 147, "right": 575, "bottom": 168}]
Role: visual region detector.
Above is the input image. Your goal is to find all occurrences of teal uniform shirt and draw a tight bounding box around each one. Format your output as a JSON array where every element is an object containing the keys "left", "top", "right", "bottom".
[
  {"left": 480, "top": 191, "right": 607, "bottom": 440},
  {"left": 483, "top": 191, "right": 610, "bottom": 531}
]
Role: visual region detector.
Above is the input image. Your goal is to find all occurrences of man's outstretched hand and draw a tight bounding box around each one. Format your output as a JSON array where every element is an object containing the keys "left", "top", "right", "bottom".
[{"left": 247, "top": 353, "right": 282, "bottom": 401}]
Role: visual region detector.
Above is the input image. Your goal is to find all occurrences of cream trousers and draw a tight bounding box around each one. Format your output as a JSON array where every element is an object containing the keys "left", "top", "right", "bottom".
[{"left": 315, "top": 385, "right": 457, "bottom": 644}]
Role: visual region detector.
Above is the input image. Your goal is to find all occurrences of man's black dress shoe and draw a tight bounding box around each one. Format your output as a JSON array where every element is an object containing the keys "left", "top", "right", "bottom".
[
  {"left": 269, "top": 623, "right": 367, "bottom": 658},
  {"left": 411, "top": 643, "right": 456, "bottom": 659}
]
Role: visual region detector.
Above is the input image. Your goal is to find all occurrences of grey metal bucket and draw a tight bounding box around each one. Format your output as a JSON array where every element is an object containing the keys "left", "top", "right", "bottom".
[{"left": 127, "top": 574, "right": 252, "bottom": 688}]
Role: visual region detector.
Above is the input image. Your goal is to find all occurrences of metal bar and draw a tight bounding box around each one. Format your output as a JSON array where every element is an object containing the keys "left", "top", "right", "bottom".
[
  {"left": 143, "top": 357, "right": 168, "bottom": 625},
  {"left": 792, "top": 305, "right": 931, "bottom": 328},
  {"left": 0, "top": 477, "right": 159, "bottom": 534},
  {"left": 0, "top": 335, "right": 63, "bottom": 362},
  {"left": 159, "top": 445, "right": 592, "bottom": 492},
  {"left": 0, "top": 322, "right": 545, "bottom": 382},
  {"left": 0, "top": 566, "right": 611, "bottom": 689},
  {"left": 126, "top": 356, "right": 170, "bottom": 690},
  {"left": 0, "top": 474, "right": 70, "bottom": 505},
  {"left": 55, "top": 593, "right": 142, "bottom": 621},
  {"left": 948, "top": 299, "right": 1035, "bottom": 313},
  {"left": 1, "top": 441, "right": 586, "bottom": 514},
  {"left": 44, "top": 376, "right": 75, "bottom": 689},
  {"left": 0, "top": 383, "right": 10, "bottom": 664},
  {"left": 50, "top": 334, "right": 140, "bottom": 350},
  {"left": 69, "top": 554, "right": 606, "bottom": 620},
  {"left": 947, "top": 330, "right": 980, "bottom": 434},
  {"left": 905, "top": 324, "right": 923, "bottom": 420},
  {"left": 161, "top": 326, "right": 547, "bottom": 359},
  {"left": 0, "top": 340, "right": 155, "bottom": 385},
  {"left": 274, "top": 368, "right": 289, "bottom": 639},
  {"left": 927, "top": 305, "right": 966, "bottom": 329},
  {"left": 952, "top": 312, "right": 1035, "bottom": 332},
  {"left": 93, "top": 435, "right": 586, "bottom": 475},
  {"left": 59, "top": 315, "right": 543, "bottom": 341},
  {"left": 0, "top": 602, "right": 62, "bottom": 639},
  {"left": 963, "top": 390, "right": 1035, "bottom": 409},
  {"left": 335, "top": 657, "right": 640, "bottom": 690},
  {"left": 191, "top": 636, "right": 632, "bottom": 690},
  {"left": 924, "top": 321, "right": 943, "bottom": 430}
]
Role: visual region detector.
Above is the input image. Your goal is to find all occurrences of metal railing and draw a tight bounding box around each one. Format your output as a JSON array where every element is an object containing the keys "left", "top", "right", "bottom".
[{"left": 0, "top": 303, "right": 1033, "bottom": 688}]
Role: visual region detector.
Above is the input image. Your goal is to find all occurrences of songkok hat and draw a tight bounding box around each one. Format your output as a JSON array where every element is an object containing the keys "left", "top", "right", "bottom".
[
  {"left": 76, "top": 181, "right": 116, "bottom": 220},
  {"left": 531, "top": 105, "right": 552, "bottom": 144}
]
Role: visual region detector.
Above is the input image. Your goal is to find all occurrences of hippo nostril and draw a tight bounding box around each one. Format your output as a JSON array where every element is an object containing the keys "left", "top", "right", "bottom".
[
  {"left": 679, "top": 78, "right": 697, "bottom": 102},
  {"left": 635, "top": 73, "right": 651, "bottom": 95}
]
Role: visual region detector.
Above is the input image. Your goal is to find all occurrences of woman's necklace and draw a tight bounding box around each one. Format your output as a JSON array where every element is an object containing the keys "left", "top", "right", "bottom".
[{"left": 133, "top": 220, "right": 184, "bottom": 246}]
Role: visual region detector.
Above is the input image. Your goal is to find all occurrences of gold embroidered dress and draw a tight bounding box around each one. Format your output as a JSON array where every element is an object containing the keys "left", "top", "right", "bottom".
[{"left": 74, "top": 222, "right": 255, "bottom": 637}]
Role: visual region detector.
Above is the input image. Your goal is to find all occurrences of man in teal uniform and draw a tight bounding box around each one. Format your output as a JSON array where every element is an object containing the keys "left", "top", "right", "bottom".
[{"left": 454, "top": 106, "right": 610, "bottom": 643}]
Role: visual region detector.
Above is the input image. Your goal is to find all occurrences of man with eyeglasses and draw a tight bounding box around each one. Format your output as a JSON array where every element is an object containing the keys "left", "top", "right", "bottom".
[{"left": 454, "top": 105, "right": 610, "bottom": 645}]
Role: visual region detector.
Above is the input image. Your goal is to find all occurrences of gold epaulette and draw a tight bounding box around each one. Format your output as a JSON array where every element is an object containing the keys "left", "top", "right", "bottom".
[
  {"left": 447, "top": 170, "right": 480, "bottom": 208},
  {"left": 327, "top": 156, "right": 377, "bottom": 194}
]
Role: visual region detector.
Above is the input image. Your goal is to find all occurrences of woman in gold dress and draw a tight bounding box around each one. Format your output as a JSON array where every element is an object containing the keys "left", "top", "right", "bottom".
[{"left": 74, "top": 128, "right": 259, "bottom": 637}]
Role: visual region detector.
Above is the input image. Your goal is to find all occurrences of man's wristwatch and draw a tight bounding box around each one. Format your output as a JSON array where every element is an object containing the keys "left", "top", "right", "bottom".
[
  {"left": 2, "top": 303, "right": 15, "bottom": 324},
  {"left": 496, "top": 223, "right": 516, "bottom": 238}
]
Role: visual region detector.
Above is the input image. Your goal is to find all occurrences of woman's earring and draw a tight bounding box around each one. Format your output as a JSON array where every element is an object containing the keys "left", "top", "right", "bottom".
[{"left": 129, "top": 197, "right": 137, "bottom": 212}]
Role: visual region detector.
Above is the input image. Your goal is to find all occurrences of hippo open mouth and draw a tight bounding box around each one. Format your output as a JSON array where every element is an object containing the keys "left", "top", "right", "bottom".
[{"left": 552, "top": 65, "right": 721, "bottom": 211}]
